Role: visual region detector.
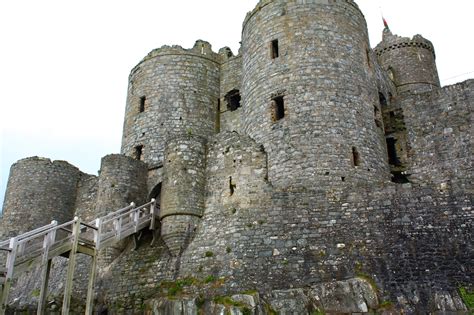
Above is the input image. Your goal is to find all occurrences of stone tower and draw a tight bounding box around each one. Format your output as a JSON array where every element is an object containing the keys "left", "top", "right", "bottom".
[
  {"left": 241, "top": 0, "right": 390, "bottom": 190},
  {"left": 374, "top": 29, "right": 440, "bottom": 94},
  {"left": 121, "top": 41, "right": 220, "bottom": 255},
  {"left": 0, "top": 157, "right": 81, "bottom": 239}
]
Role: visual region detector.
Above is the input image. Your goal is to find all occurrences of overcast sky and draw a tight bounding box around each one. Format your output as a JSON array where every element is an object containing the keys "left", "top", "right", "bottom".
[{"left": 1, "top": 0, "right": 473, "bottom": 210}]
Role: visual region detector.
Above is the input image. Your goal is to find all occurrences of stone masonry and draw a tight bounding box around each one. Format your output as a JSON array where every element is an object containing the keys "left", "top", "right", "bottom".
[{"left": 1, "top": 0, "right": 472, "bottom": 314}]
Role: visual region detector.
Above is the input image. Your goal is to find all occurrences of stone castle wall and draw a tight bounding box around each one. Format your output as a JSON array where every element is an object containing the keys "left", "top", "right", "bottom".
[
  {"left": 100, "top": 181, "right": 472, "bottom": 314},
  {"left": 219, "top": 52, "right": 243, "bottom": 134},
  {"left": 400, "top": 80, "right": 473, "bottom": 187}
]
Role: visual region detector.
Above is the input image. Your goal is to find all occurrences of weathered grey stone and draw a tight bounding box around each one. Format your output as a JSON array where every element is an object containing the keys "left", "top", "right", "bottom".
[
  {"left": 0, "top": 0, "right": 472, "bottom": 314},
  {"left": 268, "top": 289, "right": 312, "bottom": 315},
  {"left": 310, "top": 278, "right": 379, "bottom": 313}
]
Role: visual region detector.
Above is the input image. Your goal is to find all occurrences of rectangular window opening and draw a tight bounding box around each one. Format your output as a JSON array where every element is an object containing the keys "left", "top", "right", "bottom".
[
  {"left": 139, "top": 96, "right": 146, "bottom": 113},
  {"left": 352, "top": 147, "right": 360, "bottom": 167},
  {"left": 272, "top": 96, "right": 285, "bottom": 121},
  {"left": 134, "top": 145, "right": 143, "bottom": 160},
  {"left": 271, "top": 39, "right": 279, "bottom": 59},
  {"left": 225, "top": 89, "right": 241, "bottom": 111},
  {"left": 386, "top": 138, "right": 400, "bottom": 166}
]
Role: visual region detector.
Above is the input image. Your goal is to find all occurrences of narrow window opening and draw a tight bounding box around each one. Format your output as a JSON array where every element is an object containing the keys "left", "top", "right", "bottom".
[
  {"left": 225, "top": 89, "right": 241, "bottom": 111},
  {"left": 134, "top": 145, "right": 143, "bottom": 160},
  {"left": 352, "top": 147, "right": 360, "bottom": 167},
  {"left": 341, "top": 177, "right": 345, "bottom": 182},
  {"left": 374, "top": 105, "right": 382, "bottom": 128},
  {"left": 379, "top": 92, "right": 387, "bottom": 107},
  {"left": 139, "top": 96, "right": 146, "bottom": 113},
  {"left": 386, "top": 138, "right": 400, "bottom": 166},
  {"left": 366, "top": 49, "right": 371, "bottom": 68},
  {"left": 216, "top": 98, "right": 221, "bottom": 133},
  {"left": 272, "top": 96, "right": 285, "bottom": 121},
  {"left": 271, "top": 39, "right": 279, "bottom": 59},
  {"left": 229, "top": 176, "right": 236, "bottom": 196}
]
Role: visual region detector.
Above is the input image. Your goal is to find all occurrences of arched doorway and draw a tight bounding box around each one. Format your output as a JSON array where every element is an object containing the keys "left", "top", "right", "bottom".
[{"left": 149, "top": 182, "right": 162, "bottom": 214}]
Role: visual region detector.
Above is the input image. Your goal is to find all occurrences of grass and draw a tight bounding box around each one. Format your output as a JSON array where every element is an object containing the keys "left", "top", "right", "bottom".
[
  {"left": 355, "top": 272, "right": 379, "bottom": 293},
  {"left": 379, "top": 300, "right": 394, "bottom": 309},
  {"left": 160, "top": 277, "right": 198, "bottom": 297},
  {"left": 459, "top": 287, "right": 474, "bottom": 310},
  {"left": 213, "top": 296, "right": 246, "bottom": 308},
  {"left": 204, "top": 275, "right": 216, "bottom": 284}
]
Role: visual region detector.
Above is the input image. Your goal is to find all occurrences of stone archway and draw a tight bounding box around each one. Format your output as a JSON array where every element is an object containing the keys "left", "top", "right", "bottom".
[{"left": 149, "top": 182, "right": 162, "bottom": 213}]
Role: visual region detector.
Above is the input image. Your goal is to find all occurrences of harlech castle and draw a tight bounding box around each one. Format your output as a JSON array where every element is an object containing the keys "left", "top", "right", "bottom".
[{"left": 1, "top": 0, "right": 472, "bottom": 313}]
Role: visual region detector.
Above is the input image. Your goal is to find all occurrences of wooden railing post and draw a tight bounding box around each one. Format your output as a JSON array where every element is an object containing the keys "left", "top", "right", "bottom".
[
  {"left": 150, "top": 198, "right": 156, "bottom": 230},
  {"left": 0, "top": 237, "right": 18, "bottom": 315},
  {"left": 85, "top": 218, "right": 101, "bottom": 315},
  {"left": 114, "top": 216, "right": 122, "bottom": 241},
  {"left": 62, "top": 217, "right": 80, "bottom": 315},
  {"left": 133, "top": 207, "right": 140, "bottom": 233},
  {"left": 37, "top": 220, "right": 57, "bottom": 315},
  {"left": 94, "top": 218, "right": 102, "bottom": 250}
]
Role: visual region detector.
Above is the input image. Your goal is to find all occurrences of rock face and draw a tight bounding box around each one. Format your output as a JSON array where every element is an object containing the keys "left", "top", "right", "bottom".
[
  {"left": 1, "top": 0, "right": 473, "bottom": 314},
  {"left": 310, "top": 278, "right": 378, "bottom": 313},
  {"left": 143, "top": 278, "right": 384, "bottom": 314}
]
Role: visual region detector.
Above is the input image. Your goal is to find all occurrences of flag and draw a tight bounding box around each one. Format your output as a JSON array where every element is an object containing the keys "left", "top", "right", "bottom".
[{"left": 383, "top": 17, "right": 389, "bottom": 29}]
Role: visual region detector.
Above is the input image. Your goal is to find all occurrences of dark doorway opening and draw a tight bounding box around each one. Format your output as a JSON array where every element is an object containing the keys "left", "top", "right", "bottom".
[{"left": 225, "top": 89, "right": 241, "bottom": 111}]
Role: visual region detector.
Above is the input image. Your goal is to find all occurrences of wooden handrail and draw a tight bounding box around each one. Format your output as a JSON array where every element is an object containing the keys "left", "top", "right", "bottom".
[
  {"left": 98, "top": 203, "right": 135, "bottom": 221},
  {"left": 0, "top": 199, "right": 158, "bottom": 315}
]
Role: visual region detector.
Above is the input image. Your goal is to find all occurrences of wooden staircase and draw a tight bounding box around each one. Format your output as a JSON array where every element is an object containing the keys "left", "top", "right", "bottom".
[{"left": 0, "top": 199, "right": 158, "bottom": 315}]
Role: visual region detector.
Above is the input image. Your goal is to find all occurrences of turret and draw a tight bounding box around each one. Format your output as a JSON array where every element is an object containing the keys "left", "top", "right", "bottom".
[
  {"left": 160, "top": 136, "right": 207, "bottom": 256},
  {"left": 95, "top": 154, "right": 148, "bottom": 265},
  {"left": 1, "top": 157, "right": 81, "bottom": 238},
  {"left": 375, "top": 29, "right": 440, "bottom": 94}
]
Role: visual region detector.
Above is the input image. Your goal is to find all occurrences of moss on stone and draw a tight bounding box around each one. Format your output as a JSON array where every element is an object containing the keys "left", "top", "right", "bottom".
[{"left": 459, "top": 287, "right": 474, "bottom": 310}]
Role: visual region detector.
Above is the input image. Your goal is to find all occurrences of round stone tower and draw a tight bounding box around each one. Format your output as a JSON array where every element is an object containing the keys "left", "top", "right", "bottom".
[
  {"left": 95, "top": 154, "right": 148, "bottom": 265},
  {"left": 121, "top": 40, "right": 220, "bottom": 168},
  {"left": 160, "top": 135, "right": 207, "bottom": 256},
  {"left": 241, "top": 0, "right": 390, "bottom": 189},
  {"left": 121, "top": 41, "right": 217, "bottom": 255},
  {"left": 374, "top": 29, "right": 440, "bottom": 93},
  {"left": 1, "top": 157, "right": 81, "bottom": 238}
]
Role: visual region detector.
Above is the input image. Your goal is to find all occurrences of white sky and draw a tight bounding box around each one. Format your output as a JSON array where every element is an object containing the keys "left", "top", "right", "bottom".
[{"left": 1, "top": 0, "right": 473, "bottom": 209}]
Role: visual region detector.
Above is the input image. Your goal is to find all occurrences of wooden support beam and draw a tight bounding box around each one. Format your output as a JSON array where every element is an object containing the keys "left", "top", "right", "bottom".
[
  {"left": 37, "top": 221, "right": 57, "bottom": 315},
  {"left": 37, "top": 259, "right": 52, "bottom": 315},
  {"left": 61, "top": 217, "right": 80, "bottom": 315},
  {"left": 85, "top": 252, "right": 98, "bottom": 315},
  {"left": 0, "top": 237, "right": 18, "bottom": 315}
]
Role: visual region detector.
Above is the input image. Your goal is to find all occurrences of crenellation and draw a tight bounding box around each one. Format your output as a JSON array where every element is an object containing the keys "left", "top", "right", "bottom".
[{"left": 1, "top": 0, "right": 472, "bottom": 313}]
